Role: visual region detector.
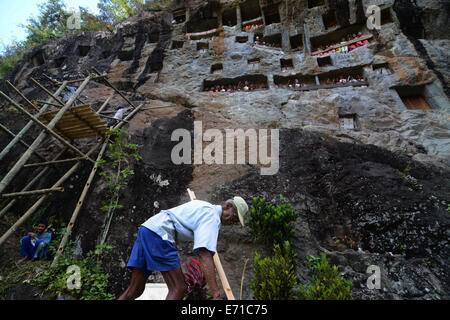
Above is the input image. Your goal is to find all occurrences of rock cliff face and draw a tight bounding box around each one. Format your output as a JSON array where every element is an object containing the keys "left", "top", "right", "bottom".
[{"left": 0, "top": 0, "right": 449, "bottom": 299}]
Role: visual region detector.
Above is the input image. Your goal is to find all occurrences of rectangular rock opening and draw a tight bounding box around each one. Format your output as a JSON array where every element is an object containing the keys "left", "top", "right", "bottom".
[
  {"left": 308, "top": 0, "right": 325, "bottom": 8},
  {"left": 171, "top": 41, "right": 184, "bottom": 49},
  {"left": 150, "top": 61, "right": 163, "bottom": 73},
  {"left": 197, "top": 42, "right": 209, "bottom": 52},
  {"left": 317, "top": 56, "right": 332, "bottom": 67},
  {"left": 323, "top": 11, "right": 338, "bottom": 29},
  {"left": 119, "top": 49, "right": 135, "bottom": 61},
  {"left": 380, "top": 8, "right": 393, "bottom": 25},
  {"left": 186, "top": 4, "right": 219, "bottom": 34},
  {"left": 318, "top": 66, "right": 366, "bottom": 85},
  {"left": 148, "top": 32, "right": 160, "bottom": 43},
  {"left": 241, "top": 0, "right": 262, "bottom": 23},
  {"left": 275, "top": 66, "right": 368, "bottom": 90},
  {"left": 236, "top": 35, "right": 249, "bottom": 43},
  {"left": 203, "top": 74, "right": 269, "bottom": 92},
  {"left": 259, "top": 33, "right": 282, "bottom": 49},
  {"left": 173, "top": 8, "right": 186, "bottom": 23},
  {"left": 290, "top": 34, "right": 303, "bottom": 51},
  {"left": 222, "top": 7, "right": 237, "bottom": 26},
  {"left": 78, "top": 45, "right": 91, "bottom": 57},
  {"left": 32, "top": 51, "right": 46, "bottom": 67},
  {"left": 211, "top": 63, "right": 223, "bottom": 74},
  {"left": 248, "top": 57, "right": 260, "bottom": 70},
  {"left": 339, "top": 114, "right": 358, "bottom": 130},
  {"left": 372, "top": 63, "right": 392, "bottom": 75},
  {"left": 310, "top": 24, "right": 372, "bottom": 54},
  {"left": 274, "top": 74, "right": 316, "bottom": 87},
  {"left": 263, "top": 4, "right": 281, "bottom": 25},
  {"left": 280, "top": 58, "right": 293, "bottom": 71},
  {"left": 54, "top": 57, "right": 65, "bottom": 68},
  {"left": 395, "top": 86, "right": 431, "bottom": 110}
]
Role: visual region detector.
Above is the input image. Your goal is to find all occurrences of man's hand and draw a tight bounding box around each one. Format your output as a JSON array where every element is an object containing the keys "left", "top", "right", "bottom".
[
  {"left": 198, "top": 248, "right": 222, "bottom": 300},
  {"left": 28, "top": 232, "right": 35, "bottom": 238}
]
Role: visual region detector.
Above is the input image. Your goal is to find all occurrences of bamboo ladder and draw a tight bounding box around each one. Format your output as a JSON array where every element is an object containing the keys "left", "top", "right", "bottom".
[{"left": 186, "top": 188, "right": 235, "bottom": 300}]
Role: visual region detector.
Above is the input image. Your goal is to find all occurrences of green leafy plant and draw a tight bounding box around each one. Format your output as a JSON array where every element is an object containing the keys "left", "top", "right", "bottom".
[
  {"left": 298, "top": 253, "right": 352, "bottom": 300},
  {"left": 248, "top": 195, "right": 299, "bottom": 246},
  {"left": 98, "top": 128, "right": 141, "bottom": 244},
  {"left": 32, "top": 244, "right": 114, "bottom": 300},
  {"left": 251, "top": 241, "right": 298, "bottom": 300}
]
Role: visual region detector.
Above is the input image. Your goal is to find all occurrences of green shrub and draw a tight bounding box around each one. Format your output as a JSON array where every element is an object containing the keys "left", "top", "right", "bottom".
[
  {"left": 248, "top": 195, "right": 299, "bottom": 246},
  {"left": 32, "top": 244, "right": 114, "bottom": 300},
  {"left": 298, "top": 253, "right": 352, "bottom": 300},
  {"left": 251, "top": 241, "right": 298, "bottom": 300}
]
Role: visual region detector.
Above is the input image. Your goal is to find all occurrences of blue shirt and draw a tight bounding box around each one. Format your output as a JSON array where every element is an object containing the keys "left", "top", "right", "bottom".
[
  {"left": 32, "top": 232, "right": 51, "bottom": 247},
  {"left": 142, "top": 200, "right": 222, "bottom": 254}
]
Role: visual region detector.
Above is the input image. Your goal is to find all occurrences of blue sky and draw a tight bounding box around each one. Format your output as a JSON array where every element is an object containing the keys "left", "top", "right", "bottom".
[{"left": 0, "top": 0, "right": 100, "bottom": 52}]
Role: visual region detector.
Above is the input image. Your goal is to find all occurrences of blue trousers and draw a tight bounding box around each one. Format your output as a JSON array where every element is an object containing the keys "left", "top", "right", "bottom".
[{"left": 20, "top": 236, "right": 47, "bottom": 260}]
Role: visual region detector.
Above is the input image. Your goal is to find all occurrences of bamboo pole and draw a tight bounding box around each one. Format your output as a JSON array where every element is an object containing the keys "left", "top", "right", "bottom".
[
  {"left": 0, "top": 140, "right": 103, "bottom": 247},
  {"left": 0, "top": 81, "right": 68, "bottom": 162},
  {"left": 91, "top": 67, "right": 137, "bottom": 110},
  {"left": 2, "top": 187, "right": 64, "bottom": 198},
  {"left": 0, "top": 123, "right": 48, "bottom": 163},
  {"left": 51, "top": 139, "right": 109, "bottom": 266},
  {"left": 186, "top": 189, "right": 236, "bottom": 300},
  {"left": 24, "top": 157, "right": 88, "bottom": 168},
  {"left": 0, "top": 76, "right": 93, "bottom": 195},
  {"left": 31, "top": 78, "right": 105, "bottom": 137},
  {"left": 53, "top": 74, "right": 106, "bottom": 86},
  {"left": 0, "top": 148, "right": 68, "bottom": 219},
  {"left": 0, "top": 91, "right": 93, "bottom": 163},
  {"left": 6, "top": 81, "right": 70, "bottom": 140},
  {"left": 96, "top": 93, "right": 114, "bottom": 115}
]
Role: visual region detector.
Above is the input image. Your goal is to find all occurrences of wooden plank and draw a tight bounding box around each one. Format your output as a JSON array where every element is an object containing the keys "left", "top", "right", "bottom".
[{"left": 24, "top": 157, "right": 89, "bottom": 168}]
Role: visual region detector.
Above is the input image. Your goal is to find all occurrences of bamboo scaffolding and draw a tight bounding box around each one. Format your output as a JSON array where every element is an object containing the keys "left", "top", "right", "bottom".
[
  {"left": 0, "top": 148, "right": 68, "bottom": 219},
  {"left": 31, "top": 78, "right": 105, "bottom": 137},
  {"left": 51, "top": 139, "right": 109, "bottom": 267},
  {"left": 96, "top": 93, "right": 114, "bottom": 114},
  {"left": 91, "top": 67, "right": 137, "bottom": 110},
  {"left": 0, "top": 76, "right": 93, "bottom": 195},
  {"left": 0, "top": 140, "right": 103, "bottom": 247},
  {"left": 6, "top": 81, "right": 71, "bottom": 140},
  {"left": 0, "top": 81, "right": 68, "bottom": 162},
  {"left": 52, "top": 103, "right": 144, "bottom": 264},
  {"left": 24, "top": 157, "right": 88, "bottom": 168},
  {"left": 2, "top": 187, "right": 64, "bottom": 198},
  {"left": 53, "top": 74, "right": 107, "bottom": 86},
  {"left": 186, "top": 189, "right": 236, "bottom": 300},
  {"left": 0, "top": 123, "right": 48, "bottom": 163},
  {"left": 0, "top": 91, "right": 92, "bottom": 163}
]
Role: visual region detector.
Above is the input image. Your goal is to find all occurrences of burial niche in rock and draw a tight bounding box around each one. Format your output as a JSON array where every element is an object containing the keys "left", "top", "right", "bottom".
[
  {"left": 263, "top": 3, "right": 281, "bottom": 25},
  {"left": 222, "top": 7, "right": 237, "bottom": 26},
  {"left": 395, "top": 85, "right": 432, "bottom": 110},
  {"left": 32, "top": 50, "right": 46, "bottom": 67},
  {"left": 372, "top": 63, "right": 392, "bottom": 75},
  {"left": 308, "top": 0, "right": 325, "bottom": 8},
  {"left": 171, "top": 41, "right": 184, "bottom": 49},
  {"left": 248, "top": 57, "right": 260, "bottom": 70},
  {"left": 380, "top": 7, "right": 394, "bottom": 25},
  {"left": 173, "top": 8, "right": 186, "bottom": 23},
  {"left": 323, "top": 11, "right": 338, "bottom": 30},
  {"left": 290, "top": 34, "right": 303, "bottom": 51},
  {"left": 203, "top": 74, "right": 269, "bottom": 92},
  {"left": 240, "top": 0, "right": 262, "bottom": 23},
  {"left": 280, "top": 58, "right": 294, "bottom": 71},
  {"left": 236, "top": 35, "right": 249, "bottom": 43},
  {"left": 78, "top": 45, "right": 91, "bottom": 57},
  {"left": 317, "top": 56, "right": 332, "bottom": 67},
  {"left": 211, "top": 63, "right": 223, "bottom": 74},
  {"left": 339, "top": 114, "right": 358, "bottom": 130}
]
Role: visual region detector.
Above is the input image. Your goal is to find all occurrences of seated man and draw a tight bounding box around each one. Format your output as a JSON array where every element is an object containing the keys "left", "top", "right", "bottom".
[{"left": 19, "top": 221, "right": 52, "bottom": 262}]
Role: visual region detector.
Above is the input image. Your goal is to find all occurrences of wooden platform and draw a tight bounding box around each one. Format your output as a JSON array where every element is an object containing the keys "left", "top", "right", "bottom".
[{"left": 40, "top": 105, "right": 108, "bottom": 140}]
